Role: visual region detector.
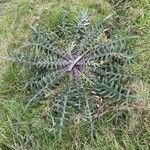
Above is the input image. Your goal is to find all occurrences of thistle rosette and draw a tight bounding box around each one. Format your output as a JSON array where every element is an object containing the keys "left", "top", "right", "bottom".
[{"left": 8, "top": 9, "right": 135, "bottom": 139}]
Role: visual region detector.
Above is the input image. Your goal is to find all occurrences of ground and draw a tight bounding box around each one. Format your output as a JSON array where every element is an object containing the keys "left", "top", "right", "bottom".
[{"left": 0, "top": 0, "right": 150, "bottom": 150}]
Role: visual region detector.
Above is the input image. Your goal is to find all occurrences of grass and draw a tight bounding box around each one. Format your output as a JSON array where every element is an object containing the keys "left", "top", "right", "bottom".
[{"left": 0, "top": 0, "right": 150, "bottom": 149}]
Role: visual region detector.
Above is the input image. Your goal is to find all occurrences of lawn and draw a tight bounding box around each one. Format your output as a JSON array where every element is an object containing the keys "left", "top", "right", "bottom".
[{"left": 0, "top": 0, "right": 150, "bottom": 150}]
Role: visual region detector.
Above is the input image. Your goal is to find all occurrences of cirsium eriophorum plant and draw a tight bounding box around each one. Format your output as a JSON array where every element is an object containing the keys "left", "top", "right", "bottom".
[{"left": 8, "top": 10, "right": 135, "bottom": 139}]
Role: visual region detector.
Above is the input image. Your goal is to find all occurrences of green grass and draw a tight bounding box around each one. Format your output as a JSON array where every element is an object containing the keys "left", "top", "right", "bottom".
[{"left": 0, "top": 0, "right": 150, "bottom": 149}]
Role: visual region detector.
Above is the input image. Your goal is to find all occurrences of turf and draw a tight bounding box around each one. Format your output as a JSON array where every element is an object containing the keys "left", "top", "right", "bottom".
[{"left": 0, "top": 0, "right": 150, "bottom": 149}]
